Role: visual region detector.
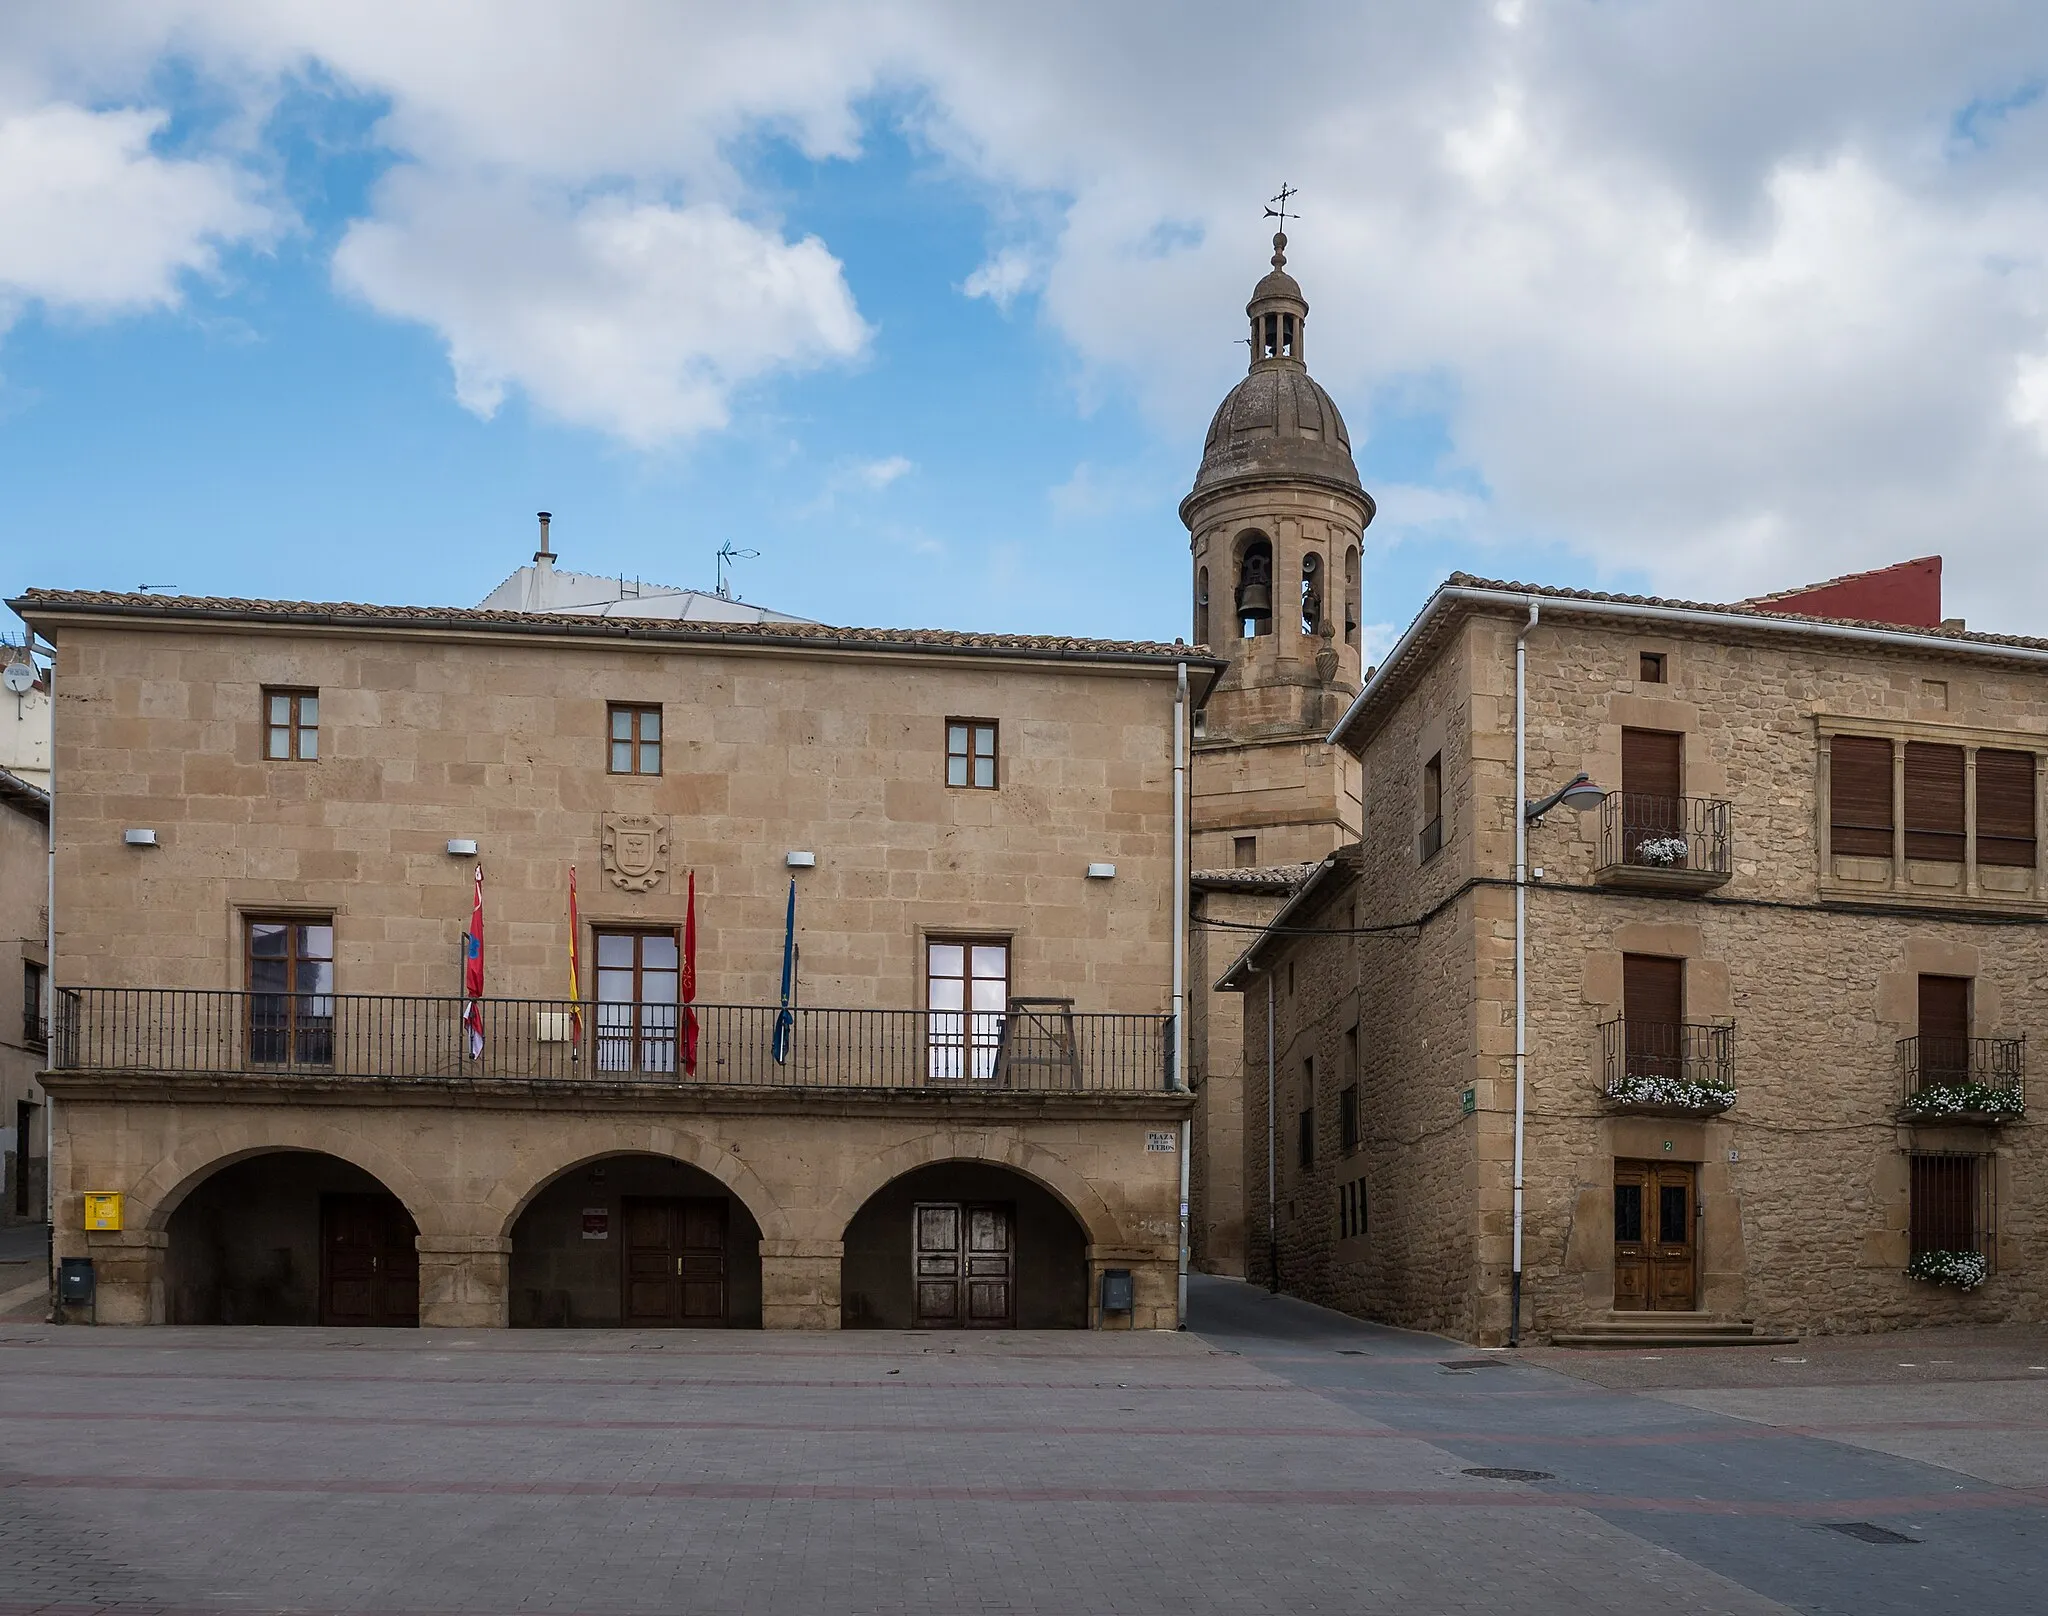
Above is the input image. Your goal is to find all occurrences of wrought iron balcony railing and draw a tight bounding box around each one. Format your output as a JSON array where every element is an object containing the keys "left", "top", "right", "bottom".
[
  {"left": 51, "top": 988, "right": 1176, "bottom": 1093},
  {"left": 1595, "top": 793, "right": 1733, "bottom": 889},
  {"left": 22, "top": 1008, "right": 45, "bottom": 1050},
  {"left": 1897, "top": 1035, "right": 2025, "bottom": 1118},
  {"left": 1598, "top": 1016, "right": 1735, "bottom": 1113}
]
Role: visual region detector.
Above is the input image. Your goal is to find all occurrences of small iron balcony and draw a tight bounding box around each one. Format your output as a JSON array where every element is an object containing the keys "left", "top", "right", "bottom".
[
  {"left": 1599, "top": 1017, "right": 1736, "bottom": 1115},
  {"left": 1595, "top": 793, "right": 1733, "bottom": 892},
  {"left": 1897, "top": 1035, "right": 2025, "bottom": 1122}
]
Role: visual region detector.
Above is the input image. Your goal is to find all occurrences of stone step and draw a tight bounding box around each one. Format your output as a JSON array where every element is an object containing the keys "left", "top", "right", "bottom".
[{"left": 1550, "top": 1316, "right": 1801, "bottom": 1349}]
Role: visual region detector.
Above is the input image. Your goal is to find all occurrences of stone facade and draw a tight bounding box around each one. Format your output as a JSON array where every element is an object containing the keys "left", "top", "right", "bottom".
[
  {"left": 1, "top": 768, "right": 48, "bottom": 1226},
  {"left": 1231, "top": 583, "right": 2048, "bottom": 1343},
  {"left": 16, "top": 594, "right": 1208, "bottom": 1329}
]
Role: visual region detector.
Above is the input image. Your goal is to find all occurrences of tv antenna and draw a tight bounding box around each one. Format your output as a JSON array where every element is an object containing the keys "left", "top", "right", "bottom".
[{"left": 715, "top": 542, "right": 760, "bottom": 600}]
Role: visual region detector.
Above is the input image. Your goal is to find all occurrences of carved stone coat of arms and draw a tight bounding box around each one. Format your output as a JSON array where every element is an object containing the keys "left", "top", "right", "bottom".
[{"left": 601, "top": 813, "right": 670, "bottom": 893}]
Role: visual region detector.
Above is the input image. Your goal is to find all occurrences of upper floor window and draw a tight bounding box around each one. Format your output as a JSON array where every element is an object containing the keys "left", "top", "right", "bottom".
[
  {"left": 1339, "top": 1082, "right": 1360, "bottom": 1153},
  {"left": 1639, "top": 652, "right": 1667, "bottom": 683},
  {"left": 263, "top": 688, "right": 318, "bottom": 761},
  {"left": 22, "top": 959, "right": 45, "bottom": 1049},
  {"left": 1828, "top": 731, "right": 2040, "bottom": 884},
  {"left": 927, "top": 937, "right": 1009, "bottom": 1080},
  {"left": 609, "top": 703, "right": 662, "bottom": 776},
  {"left": 1297, "top": 1103, "right": 1315, "bottom": 1169},
  {"left": 1978, "top": 749, "right": 2037, "bottom": 868},
  {"left": 1234, "top": 835, "right": 1257, "bottom": 869},
  {"left": 946, "top": 720, "right": 998, "bottom": 789},
  {"left": 1829, "top": 735, "right": 1893, "bottom": 857},
  {"left": 1420, "top": 752, "right": 1444, "bottom": 862}
]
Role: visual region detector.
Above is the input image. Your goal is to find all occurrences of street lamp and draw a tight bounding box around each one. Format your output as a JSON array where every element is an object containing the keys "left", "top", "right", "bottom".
[{"left": 1510, "top": 769, "right": 1605, "bottom": 1349}]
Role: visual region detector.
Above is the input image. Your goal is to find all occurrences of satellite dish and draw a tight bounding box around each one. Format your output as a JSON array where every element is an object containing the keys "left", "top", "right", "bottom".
[{"left": 2, "top": 662, "right": 35, "bottom": 695}]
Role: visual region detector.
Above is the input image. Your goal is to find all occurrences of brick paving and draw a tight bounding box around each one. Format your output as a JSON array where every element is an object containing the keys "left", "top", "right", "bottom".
[{"left": 0, "top": 1279, "right": 2040, "bottom": 1613}]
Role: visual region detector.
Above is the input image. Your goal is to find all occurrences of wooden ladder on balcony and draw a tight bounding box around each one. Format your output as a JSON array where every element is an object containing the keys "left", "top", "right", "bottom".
[{"left": 991, "top": 998, "right": 1081, "bottom": 1089}]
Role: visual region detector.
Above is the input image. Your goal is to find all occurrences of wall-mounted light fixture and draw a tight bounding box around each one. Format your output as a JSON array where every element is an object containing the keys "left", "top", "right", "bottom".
[
  {"left": 123, "top": 829, "right": 158, "bottom": 847},
  {"left": 446, "top": 839, "right": 478, "bottom": 857},
  {"left": 786, "top": 851, "right": 817, "bottom": 868},
  {"left": 1086, "top": 862, "right": 1116, "bottom": 879}
]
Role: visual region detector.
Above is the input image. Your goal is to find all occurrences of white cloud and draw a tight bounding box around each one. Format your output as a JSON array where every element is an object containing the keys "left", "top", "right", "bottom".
[
  {"left": 0, "top": 102, "right": 267, "bottom": 319},
  {"left": 962, "top": 247, "right": 1037, "bottom": 311},
  {"left": 851, "top": 455, "right": 913, "bottom": 491},
  {"left": 333, "top": 173, "right": 867, "bottom": 445}
]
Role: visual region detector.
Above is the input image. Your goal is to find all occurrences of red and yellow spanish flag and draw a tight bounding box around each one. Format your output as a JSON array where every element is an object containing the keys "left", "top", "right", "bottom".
[{"left": 566, "top": 865, "right": 583, "bottom": 1046}]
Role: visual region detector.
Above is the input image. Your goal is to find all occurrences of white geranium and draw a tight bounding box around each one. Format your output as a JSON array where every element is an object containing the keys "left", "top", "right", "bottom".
[
  {"left": 1633, "top": 836, "right": 1691, "bottom": 866},
  {"left": 1907, "top": 1249, "right": 1987, "bottom": 1290},
  {"left": 1608, "top": 1070, "right": 1736, "bottom": 1112}
]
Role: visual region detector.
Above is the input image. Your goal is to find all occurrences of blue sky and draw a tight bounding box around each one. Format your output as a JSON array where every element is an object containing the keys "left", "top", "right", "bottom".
[{"left": 5, "top": 4, "right": 2048, "bottom": 647}]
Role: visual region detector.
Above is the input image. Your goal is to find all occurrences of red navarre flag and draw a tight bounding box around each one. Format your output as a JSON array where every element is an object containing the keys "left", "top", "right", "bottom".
[
  {"left": 682, "top": 870, "right": 700, "bottom": 1075},
  {"left": 463, "top": 864, "right": 485, "bottom": 1059}
]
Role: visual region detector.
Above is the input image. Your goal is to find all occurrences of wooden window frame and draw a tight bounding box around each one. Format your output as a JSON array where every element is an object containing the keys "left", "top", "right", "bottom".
[
  {"left": 22, "top": 958, "right": 46, "bottom": 1049},
  {"left": 945, "top": 719, "right": 999, "bottom": 790},
  {"left": 592, "top": 926, "right": 681, "bottom": 1074},
  {"left": 1829, "top": 734, "right": 1895, "bottom": 858},
  {"left": 607, "top": 703, "right": 663, "bottom": 776},
  {"left": 243, "top": 914, "right": 335, "bottom": 1067},
  {"left": 925, "top": 934, "right": 1012, "bottom": 1081},
  {"left": 262, "top": 686, "right": 319, "bottom": 762},
  {"left": 1904, "top": 741, "right": 1966, "bottom": 864}
]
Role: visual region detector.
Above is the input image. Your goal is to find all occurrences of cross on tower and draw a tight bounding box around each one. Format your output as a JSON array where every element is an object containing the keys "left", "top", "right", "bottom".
[{"left": 1262, "top": 183, "right": 1299, "bottom": 232}]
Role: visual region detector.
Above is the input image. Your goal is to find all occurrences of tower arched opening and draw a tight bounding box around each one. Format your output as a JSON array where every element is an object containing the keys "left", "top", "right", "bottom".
[
  {"left": 840, "top": 1160, "right": 1088, "bottom": 1329},
  {"left": 1345, "top": 544, "right": 1360, "bottom": 648},
  {"left": 1301, "top": 551, "right": 1324, "bottom": 637},
  {"left": 164, "top": 1150, "right": 419, "bottom": 1326},
  {"left": 1235, "top": 533, "right": 1275, "bottom": 639},
  {"left": 508, "top": 1152, "right": 763, "bottom": 1328},
  {"left": 1195, "top": 566, "right": 1211, "bottom": 648}
]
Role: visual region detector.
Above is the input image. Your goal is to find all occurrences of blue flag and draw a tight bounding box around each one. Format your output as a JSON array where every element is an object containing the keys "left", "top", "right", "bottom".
[{"left": 771, "top": 877, "right": 796, "bottom": 1064}]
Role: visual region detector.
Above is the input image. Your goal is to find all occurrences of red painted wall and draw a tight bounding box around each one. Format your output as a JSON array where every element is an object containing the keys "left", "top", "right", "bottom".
[{"left": 1761, "top": 556, "right": 1942, "bottom": 629}]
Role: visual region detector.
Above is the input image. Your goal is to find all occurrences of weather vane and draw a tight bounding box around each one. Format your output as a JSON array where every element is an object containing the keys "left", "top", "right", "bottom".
[{"left": 1263, "top": 183, "right": 1299, "bottom": 233}]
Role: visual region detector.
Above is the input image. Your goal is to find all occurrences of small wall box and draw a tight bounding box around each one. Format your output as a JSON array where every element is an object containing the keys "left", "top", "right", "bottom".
[{"left": 83, "top": 1192, "right": 123, "bottom": 1232}]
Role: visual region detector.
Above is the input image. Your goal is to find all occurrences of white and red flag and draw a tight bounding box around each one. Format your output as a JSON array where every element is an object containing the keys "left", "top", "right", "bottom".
[{"left": 463, "top": 864, "right": 485, "bottom": 1058}]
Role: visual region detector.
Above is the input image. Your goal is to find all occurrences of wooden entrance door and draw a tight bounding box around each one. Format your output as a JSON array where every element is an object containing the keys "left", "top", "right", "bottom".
[
  {"left": 320, "top": 1193, "right": 419, "bottom": 1326},
  {"left": 1613, "top": 1161, "right": 1697, "bottom": 1311},
  {"left": 913, "top": 1202, "right": 1015, "bottom": 1328},
  {"left": 622, "top": 1197, "right": 727, "bottom": 1325}
]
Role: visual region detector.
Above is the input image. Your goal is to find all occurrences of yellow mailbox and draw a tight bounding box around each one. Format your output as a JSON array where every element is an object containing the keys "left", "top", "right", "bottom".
[{"left": 83, "top": 1193, "right": 123, "bottom": 1232}]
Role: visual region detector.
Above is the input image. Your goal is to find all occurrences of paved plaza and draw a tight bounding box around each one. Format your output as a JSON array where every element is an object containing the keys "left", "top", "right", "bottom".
[{"left": 0, "top": 1276, "right": 2045, "bottom": 1614}]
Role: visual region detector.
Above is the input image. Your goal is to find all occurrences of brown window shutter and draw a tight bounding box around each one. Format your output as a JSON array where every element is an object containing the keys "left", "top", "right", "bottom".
[
  {"left": 1829, "top": 735, "right": 1894, "bottom": 857},
  {"left": 1904, "top": 742, "right": 1966, "bottom": 863},
  {"left": 1621, "top": 729, "right": 1682, "bottom": 799},
  {"left": 1622, "top": 955, "right": 1684, "bottom": 1026},
  {"left": 1977, "top": 748, "right": 2037, "bottom": 868},
  {"left": 1917, "top": 975, "right": 1970, "bottom": 1043}
]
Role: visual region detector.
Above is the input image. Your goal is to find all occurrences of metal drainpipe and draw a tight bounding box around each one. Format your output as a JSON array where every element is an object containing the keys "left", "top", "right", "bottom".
[
  {"left": 1173, "top": 662, "right": 1189, "bottom": 1327},
  {"left": 1266, "top": 968, "right": 1279, "bottom": 1293},
  {"left": 1511, "top": 600, "right": 1537, "bottom": 1347},
  {"left": 41, "top": 639, "right": 56, "bottom": 1311}
]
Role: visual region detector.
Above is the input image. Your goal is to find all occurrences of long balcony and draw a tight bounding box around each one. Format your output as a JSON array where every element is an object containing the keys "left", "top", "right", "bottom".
[
  {"left": 1897, "top": 1035, "right": 2026, "bottom": 1122},
  {"left": 51, "top": 989, "right": 1176, "bottom": 1094},
  {"left": 1594, "top": 793, "right": 1733, "bottom": 893},
  {"left": 1598, "top": 1017, "right": 1736, "bottom": 1115}
]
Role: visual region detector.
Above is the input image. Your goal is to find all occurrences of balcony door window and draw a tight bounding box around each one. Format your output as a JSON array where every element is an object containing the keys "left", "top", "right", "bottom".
[
  {"left": 1620, "top": 729, "right": 1684, "bottom": 864},
  {"left": 1622, "top": 954, "right": 1684, "bottom": 1082},
  {"left": 1829, "top": 735, "right": 1895, "bottom": 858},
  {"left": 1917, "top": 974, "right": 1971, "bottom": 1086},
  {"left": 595, "top": 929, "right": 679, "bottom": 1074},
  {"left": 927, "top": 938, "right": 1008, "bottom": 1080},
  {"left": 246, "top": 918, "right": 334, "bottom": 1065}
]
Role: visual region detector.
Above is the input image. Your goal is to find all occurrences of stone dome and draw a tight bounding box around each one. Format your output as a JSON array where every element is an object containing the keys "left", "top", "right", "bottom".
[{"left": 1188, "top": 365, "right": 1361, "bottom": 504}]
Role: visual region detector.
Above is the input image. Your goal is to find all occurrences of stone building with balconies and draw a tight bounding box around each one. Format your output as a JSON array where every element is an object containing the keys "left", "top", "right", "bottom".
[
  {"left": 11, "top": 587, "right": 1216, "bottom": 1331},
  {"left": 1220, "top": 560, "right": 2048, "bottom": 1345}
]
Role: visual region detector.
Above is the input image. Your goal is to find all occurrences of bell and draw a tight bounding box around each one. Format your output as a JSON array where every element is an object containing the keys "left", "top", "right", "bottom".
[{"left": 1237, "top": 581, "right": 1272, "bottom": 617}]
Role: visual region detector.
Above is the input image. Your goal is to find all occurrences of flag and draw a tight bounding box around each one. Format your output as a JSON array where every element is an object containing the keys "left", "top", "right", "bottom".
[
  {"left": 681, "top": 870, "right": 700, "bottom": 1076},
  {"left": 772, "top": 877, "right": 796, "bottom": 1065},
  {"left": 462, "top": 864, "right": 485, "bottom": 1059},
  {"left": 566, "top": 866, "right": 583, "bottom": 1050}
]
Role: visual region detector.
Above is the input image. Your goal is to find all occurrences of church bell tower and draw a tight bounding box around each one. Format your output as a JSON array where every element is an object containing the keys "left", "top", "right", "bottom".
[{"left": 1181, "top": 229, "right": 1374, "bottom": 871}]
